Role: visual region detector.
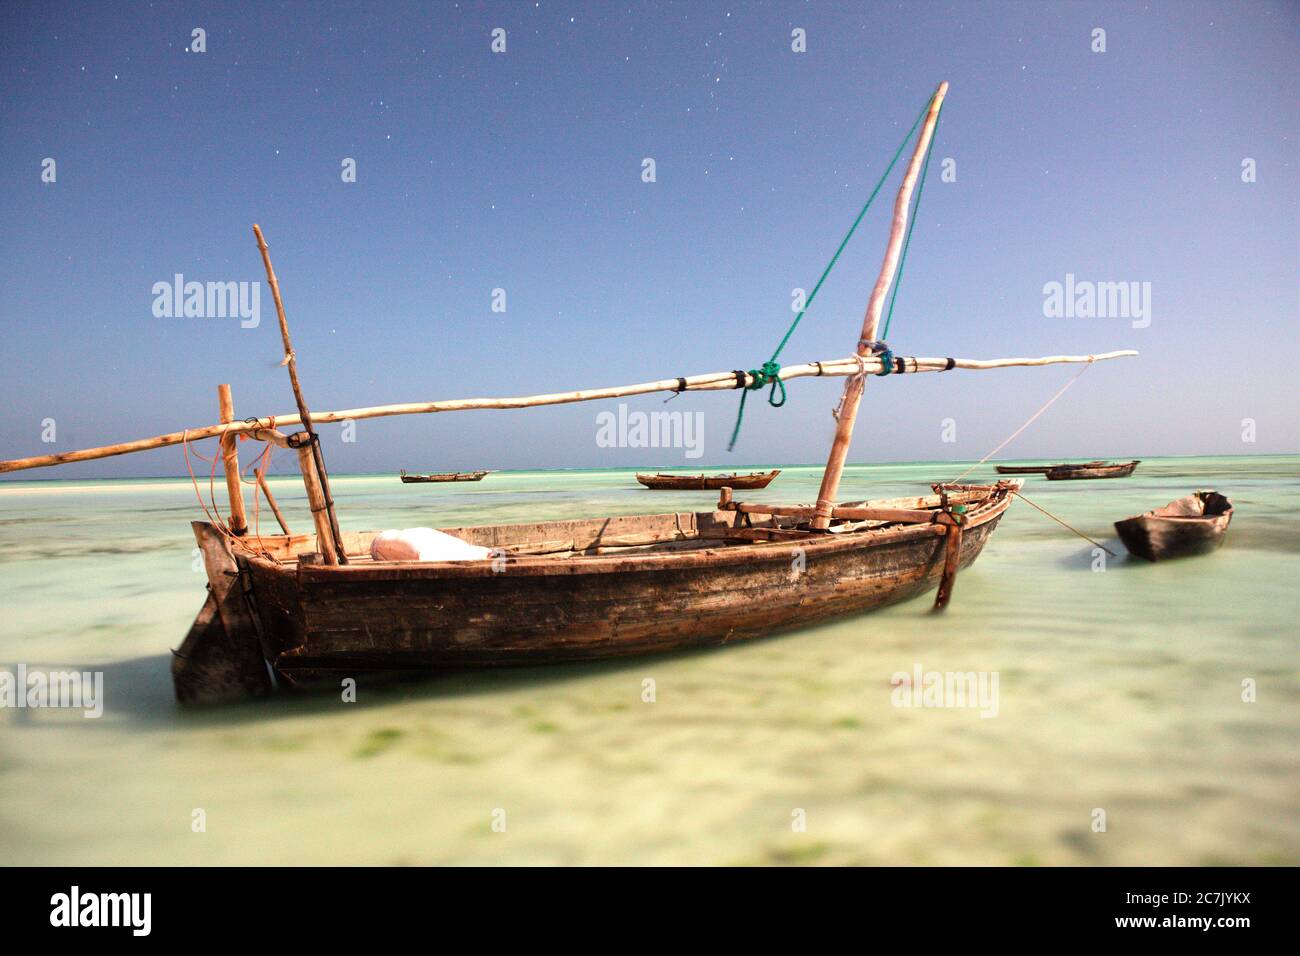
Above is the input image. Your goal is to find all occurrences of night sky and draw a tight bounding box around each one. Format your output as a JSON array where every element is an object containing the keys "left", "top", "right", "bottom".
[{"left": 1, "top": 1, "right": 1295, "bottom": 477}]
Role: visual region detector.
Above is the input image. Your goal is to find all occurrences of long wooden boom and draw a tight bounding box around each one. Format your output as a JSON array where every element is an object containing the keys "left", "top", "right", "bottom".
[{"left": 0, "top": 350, "right": 1136, "bottom": 475}]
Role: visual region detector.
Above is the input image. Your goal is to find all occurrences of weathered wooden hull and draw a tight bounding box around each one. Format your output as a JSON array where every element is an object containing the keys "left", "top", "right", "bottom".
[
  {"left": 400, "top": 471, "right": 489, "bottom": 482},
  {"left": 171, "top": 484, "right": 1015, "bottom": 700},
  {"left": 1045, "top": 460, "right": 1140, "bottom": 480},
  {"left": 1114, "top": 492, "right": 1232, "bottom": 561},
  {"left": 186, "top": 485, "right": 1011, "bottom": 692},
  {"left": 636, "top": 469, "right": 780, "bottom": 490},
  {"left": 268, "top": 524, "right": 1000, "bottom": 681}
]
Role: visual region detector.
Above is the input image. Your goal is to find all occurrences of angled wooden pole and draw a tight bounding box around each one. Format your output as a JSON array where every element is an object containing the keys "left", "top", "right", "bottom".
[
  {"left": 811, "top": 81, "right": 949, "bottom": 530},
  {"left": 0, "top": 349, "right": 1136, "bottom": 476},
  {"left": 255, "top": 470, "right": 291, "bottom": 535},
  {"left": 292, "top": 436, "right": 339, "bottom": 564},
  {"left": 252, "top": 224, "right": 347, "bottom": 563},
  {"left": 216, "top": 384, "right": 248, "bottom": 535}
]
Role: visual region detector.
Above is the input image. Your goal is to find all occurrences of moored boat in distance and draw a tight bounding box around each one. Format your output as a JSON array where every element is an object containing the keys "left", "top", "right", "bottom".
[
  {"left": 995, "top": 461, "right": 1104, "bottom": 475},
  {"left": 1044, "top": 460, "right": 1140, "bottom": 480},
  {"left": 1114, "top": 490, "right": 1232, "bottom": 561},
  {"left": 400, "top": 470, "right": 490, "bottom": 483},
  {"left": 636, "top": 469, "right": 780, "bottom": 490}
]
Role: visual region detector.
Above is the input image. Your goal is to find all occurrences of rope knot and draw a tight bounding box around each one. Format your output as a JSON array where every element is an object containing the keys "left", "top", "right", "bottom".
[
  {"left": 727, "top": 360, "right": 786, "bottom": 451},
  {"left": 863, "top": 340, "right": 895, "bottom": 376},
  {"left": 746, "top": 360, "right": 786, "bottom": 407}
]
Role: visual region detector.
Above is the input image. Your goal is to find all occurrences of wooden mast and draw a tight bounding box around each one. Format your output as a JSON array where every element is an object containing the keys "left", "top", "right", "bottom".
[
  {"left": 252, "top": 224, "right": 346, "bottom": 564},
  {"left": 216, "top": 384, "right": 248, "bottom": 536},
  {"left": 810, "top": 81, "right": 949, "bottom": 530}
]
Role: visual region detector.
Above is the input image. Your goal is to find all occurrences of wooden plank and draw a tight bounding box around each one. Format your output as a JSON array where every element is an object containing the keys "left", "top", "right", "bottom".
[
  {"left": 932, "top": 516, "right": 963, "bottom": 611},
  {"left": 729, "top": 501, "right": 938, "bottom": 524}
]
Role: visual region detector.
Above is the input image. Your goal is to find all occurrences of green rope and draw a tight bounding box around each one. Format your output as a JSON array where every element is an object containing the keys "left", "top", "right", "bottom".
[
  {"left": 727, "top": 91, "right": 936, "bottom": 452},
  {"left": 881, "top": 100, "right": 944, "bottom": 341}
]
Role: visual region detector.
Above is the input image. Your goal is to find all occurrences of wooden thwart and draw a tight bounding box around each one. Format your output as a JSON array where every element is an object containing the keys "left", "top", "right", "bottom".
[{"left": 723, "top": 499, "right": 941, "bottom": 525}]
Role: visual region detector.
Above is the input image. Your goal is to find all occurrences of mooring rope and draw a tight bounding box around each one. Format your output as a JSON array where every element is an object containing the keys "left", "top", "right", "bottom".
[
  {"left": 1011, "top": 489, "right": 1117, "bottom": 557},
  {"left": 881, "top": 99, "right": 944, "bottom": 341},
  {"left": 936, "top": 359, "right": 1113, "bottom": 555},
  {"left": 948, "top": 361, "right": 1094, "bottom": 483},
  {"left": 181, "top": 430, "right": 232, "bottom": 538},
  {"left": 239, "top": 438, "right": 277, "bottom": 553},
  {"left": 182, "top": 428, "right": 276, "bottom": 558},
  {"left": 727, "top": 91, "right": 938, "bottom": 451}
]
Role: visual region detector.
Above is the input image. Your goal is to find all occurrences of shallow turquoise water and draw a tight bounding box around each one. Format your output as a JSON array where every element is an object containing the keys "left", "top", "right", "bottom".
[{"left": 1, "top": 456, "right": 1296, "bottom": 864}]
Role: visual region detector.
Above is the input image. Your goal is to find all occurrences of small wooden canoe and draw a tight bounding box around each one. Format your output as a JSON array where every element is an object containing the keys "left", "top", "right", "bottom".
[
  {"left": 1114, "top": 490, "right": 1232, "bottom": 561},
  {"left": 636, "top": 469, "right": 780, "bottom": 490},
  {"left": 400, "top": 470, "right": 490, "bottom": 483},
  {"left": 1044, "top": 460, "right": 1140, "bottom": 480},
  {"left": 995, "top": 461, "right": 1104, "bottom": 475}
]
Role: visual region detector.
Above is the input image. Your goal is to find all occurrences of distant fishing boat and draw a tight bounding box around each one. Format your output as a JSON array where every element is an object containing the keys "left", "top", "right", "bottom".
[
  {"left": 1044, "top": 460, "right": 1140, "bottom": 480},
  {"left": 636, "top": 470, "right": 780, "bottom": 490},
  {"left": 1114, "top": 491, "right": 1232, "bottom": 561},
  {"left": 400, "top": 470, "right": 489, "bottom": 483},
  {"left": 0, "top": 82, "right": 1139, "bottom": 704},
  {"left": 995, "top": 461, "right": 1104, "bottom": 475}
]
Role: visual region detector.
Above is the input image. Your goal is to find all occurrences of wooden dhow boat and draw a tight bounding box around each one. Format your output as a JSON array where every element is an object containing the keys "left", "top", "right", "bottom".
[
  {"left": 185, "top": 482, "right": 1017, "bottom": 690},
  {"left": 1044, "top": 460, "right": 1140, "bottom": 480},
  {"left": 400, "top": 470, "right": 490, "bottom": 483},
  {"left": 0, "top": 82, "right": 1139, "bottom": 703},
  {"left": 636, "top": 469, "right": 780, "bottom": 490},
  {"left": 1114, "top": 491, "right": 1232, "bottom": 561}
]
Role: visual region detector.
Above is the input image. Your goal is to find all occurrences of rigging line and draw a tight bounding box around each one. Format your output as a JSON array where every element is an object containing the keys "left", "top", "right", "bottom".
[
  {"left": 727, "top": 91, "right": 937, "bottom": 453},
  {"left": 1012, "top": 489, "right": 1117, "bottom": 557},
  {"left": 880, "top": 98, "right": 945, "bottom": 341},
  {"left": 768, "top": 91, "right": 936, "bottom": 365},
  {"left": 948, "top": 361, "right": 1094, "bottom": 483}
]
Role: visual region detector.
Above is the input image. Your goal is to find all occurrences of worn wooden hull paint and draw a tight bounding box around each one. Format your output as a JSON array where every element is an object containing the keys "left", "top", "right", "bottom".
[
  {"left": 994, "top": 462, "right": 1105, "bottom": 475},
  {"left": 400, "top": 470, "right": 489, "bottom": 483},
  {"left": 636, "top": 470, "right": 780, "bottom": 490},
  {"left": 1044, "top": 460, "right": 1140, "bottom": 480},
  {"left": 220, "top": 485, "right": 1013, "bottom": 687}
]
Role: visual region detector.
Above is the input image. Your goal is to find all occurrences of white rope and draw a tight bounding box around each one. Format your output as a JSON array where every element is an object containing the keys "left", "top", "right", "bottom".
[
  {"left": 949, "top": 360, "right": 1094, "bottom": 483},
  {"left": 831, "top": 353, "right": 870, "bottom": 422}
]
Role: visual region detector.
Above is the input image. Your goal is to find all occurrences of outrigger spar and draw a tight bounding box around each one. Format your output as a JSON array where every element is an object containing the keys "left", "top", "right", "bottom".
[{"left": 0, "top": 82, "right": 1138, "bottom": 704}]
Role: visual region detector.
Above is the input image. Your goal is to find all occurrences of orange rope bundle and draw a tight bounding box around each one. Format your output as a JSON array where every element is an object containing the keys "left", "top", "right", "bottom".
[{"left": 181, "top": 427, "right": 277, "bottom": 559}]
